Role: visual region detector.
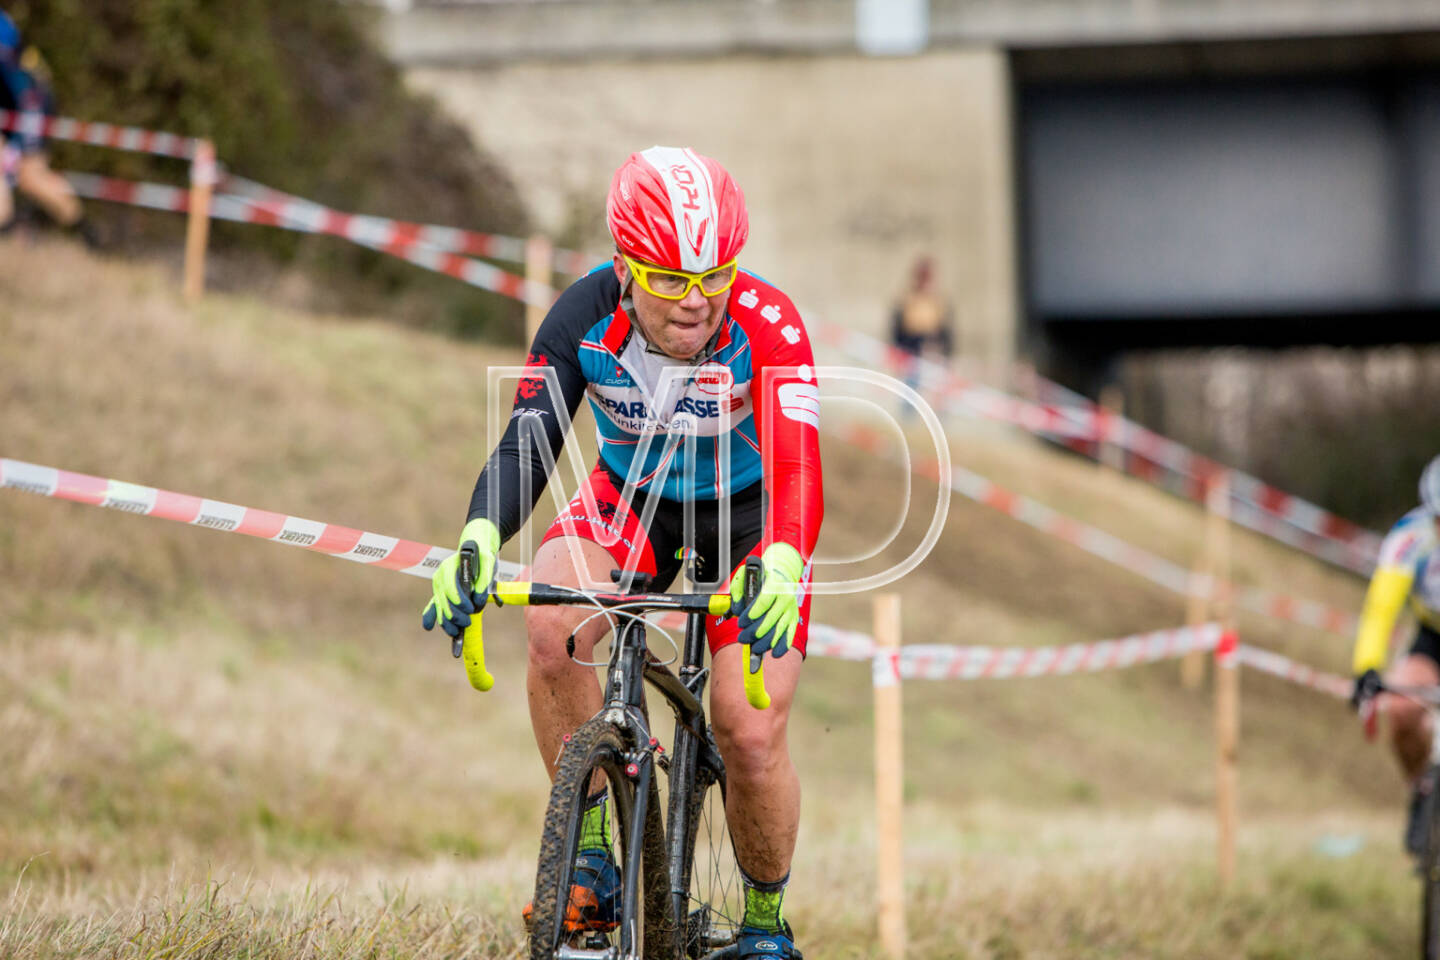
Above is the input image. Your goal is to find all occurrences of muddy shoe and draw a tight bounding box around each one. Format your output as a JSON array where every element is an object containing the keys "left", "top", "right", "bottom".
[
  {"left": 522, "top": 848, "right": 621, "bottom": 933},
  {"left": 737, "top": 920, "right": 803, "bottom": 959}
]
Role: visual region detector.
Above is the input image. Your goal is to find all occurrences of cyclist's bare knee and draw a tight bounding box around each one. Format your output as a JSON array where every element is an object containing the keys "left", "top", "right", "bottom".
[
  {"left": 525, "top": 537, "right": 618, "bottom": 675},
  {"left": 710, "top": 644, "right": 800, "bottom": 779},
  {"left": 1384, "top": 653, "right": 1440, "bottom": 737}
]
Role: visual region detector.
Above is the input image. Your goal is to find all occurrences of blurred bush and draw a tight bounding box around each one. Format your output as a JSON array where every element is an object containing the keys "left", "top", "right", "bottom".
[{"left": 9, "top": 0, "right": 528, "bottom": 340}]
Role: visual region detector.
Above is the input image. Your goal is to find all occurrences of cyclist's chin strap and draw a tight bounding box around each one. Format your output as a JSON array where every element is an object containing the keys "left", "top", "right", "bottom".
[{"left": 620, "top": 288, "right": 722, "bottom": 364}]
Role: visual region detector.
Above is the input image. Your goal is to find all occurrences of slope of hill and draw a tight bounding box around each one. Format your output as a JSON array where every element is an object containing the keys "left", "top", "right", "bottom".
[{"left": 0, "top": 237, "right": 1416, "bottom": 958}]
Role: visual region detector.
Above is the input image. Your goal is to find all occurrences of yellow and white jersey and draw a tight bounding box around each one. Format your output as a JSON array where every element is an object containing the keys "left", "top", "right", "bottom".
[{"left": 1352, "top": 508, "right": 1440, "bottom": 673}]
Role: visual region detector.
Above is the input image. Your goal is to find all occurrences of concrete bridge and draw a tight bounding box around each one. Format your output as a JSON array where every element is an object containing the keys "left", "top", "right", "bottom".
[{"left": 373, "top": 0, "right": 1440, "bottom": 390}]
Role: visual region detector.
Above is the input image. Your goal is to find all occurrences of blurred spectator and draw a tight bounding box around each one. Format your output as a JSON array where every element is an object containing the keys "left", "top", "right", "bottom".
[
  {"left": 0, "top": 10, "right": 94, "bottom": 245},
  {"left": 890, "top": 254, "right": 954, "bottom": 363}
]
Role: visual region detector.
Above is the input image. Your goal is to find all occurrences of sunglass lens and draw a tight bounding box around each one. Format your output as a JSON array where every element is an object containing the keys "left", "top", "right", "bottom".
[{"left": 699, "top": 265, "right": 736, "bottom": 294}]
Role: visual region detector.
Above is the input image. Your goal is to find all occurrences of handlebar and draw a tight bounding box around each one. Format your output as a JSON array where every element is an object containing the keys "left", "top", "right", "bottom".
[{"left": 452, "top": 556, "right": 773, "bottom": 710}]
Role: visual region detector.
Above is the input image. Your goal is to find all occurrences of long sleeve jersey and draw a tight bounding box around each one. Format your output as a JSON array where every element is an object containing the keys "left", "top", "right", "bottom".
[
  {"left": 467, "top": 266, "right": 824, "bottom": 561},
  {"left": 1352, "top": 507, "right": 1440, "bottom": 673}
]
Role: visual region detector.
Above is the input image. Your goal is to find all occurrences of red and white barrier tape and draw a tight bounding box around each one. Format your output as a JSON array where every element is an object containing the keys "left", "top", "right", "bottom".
[
  {"left": 0, "top": 109, "right": 201, "bottom": 159},
  {"left": 1025, "top": 372, "right": 1381, "bottom": 575},
  {"left": 829, "top": 423, "right": 1358, "bottom": 637},
  {"left": 7, "top": 107, "right": 596, "bottom": 274},
  {"left": 1233, "top": 644, "right": 1351, "bottom": 699},
  {"left": 2, "top": 458, "right": 1356, "bottom": 694},
  {"left": 878, "top": 623, "right": 1224, "bottom": 682},
  {"left": 60, "top": 167, "right": 590, "bottom": 291},
  {"left": 0, "top": 457, "right": 469, "bottom": 579},
  {"left": 218, "top": 173, "right": 596, "bottom": 276},
  {"left": 62, "top": 172, "right": 555, "bottom": 307},
  {"left": 813, "top": 322, "right": 1380, "bottom": 576},
  {"left": 0, "top": 457, "right": 856, "bottom": 656}
]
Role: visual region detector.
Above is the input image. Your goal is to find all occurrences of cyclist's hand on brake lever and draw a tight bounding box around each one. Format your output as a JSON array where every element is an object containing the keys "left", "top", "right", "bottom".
[
  {"left": 729, "top": 542, "right": 805, "bottom": 663},
  {"left": 421, "top": 517, "right": 501, "bottom": 638},
  {"left": 1351, "top": 667, "right": 1383, "bottom": 714}
]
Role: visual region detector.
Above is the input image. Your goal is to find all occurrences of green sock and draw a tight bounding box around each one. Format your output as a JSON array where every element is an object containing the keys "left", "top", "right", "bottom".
[
  {"left": 578, "top": 792, "right": 610, "bottom": 853},
  {"left": 740, "top": 871, "right": 788, "bottom": 932}
]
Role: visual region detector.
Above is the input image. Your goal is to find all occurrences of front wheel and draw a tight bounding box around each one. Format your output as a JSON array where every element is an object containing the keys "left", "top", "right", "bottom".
[
  {"left": 529, "top": 718, "right": 670, "bottom": 960},
  {"left": 670, "top": 733, "right": 744, "bottom": 959},
  {"left": 1423, "top": 767, "right": 1440, "bottom": 959}
]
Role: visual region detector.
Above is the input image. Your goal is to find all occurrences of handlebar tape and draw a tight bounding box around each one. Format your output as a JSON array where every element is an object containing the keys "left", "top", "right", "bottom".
[
  {"left": 740, "top": 555, "right": 771, "bottom": 711},
  {"left": 458, "top": 544, "right": 495, "bottom": 692}
]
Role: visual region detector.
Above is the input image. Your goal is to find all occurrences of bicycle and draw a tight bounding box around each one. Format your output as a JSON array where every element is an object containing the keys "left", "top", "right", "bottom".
[
  {"left": 1365, "top": 679, "right": 1440, "bottom": 960},
  {"left": 454, "top": 548, "right": 778, "bottom": 960}
]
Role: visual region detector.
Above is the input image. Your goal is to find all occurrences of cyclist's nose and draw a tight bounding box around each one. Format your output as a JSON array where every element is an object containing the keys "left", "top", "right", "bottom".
[{"left": 678, "top": 283, "right": 710, "bottom": 310}]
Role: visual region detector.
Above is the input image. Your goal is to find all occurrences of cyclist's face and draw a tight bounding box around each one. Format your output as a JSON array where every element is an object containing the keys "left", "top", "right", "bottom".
[{"left": 616, "top": 256, "right": 729, "bottom": 361}]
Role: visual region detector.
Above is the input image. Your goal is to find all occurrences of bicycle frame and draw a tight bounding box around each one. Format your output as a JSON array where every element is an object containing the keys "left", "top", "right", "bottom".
[{"left": 491, "top": 571, "right": 753, "bottom": 960}]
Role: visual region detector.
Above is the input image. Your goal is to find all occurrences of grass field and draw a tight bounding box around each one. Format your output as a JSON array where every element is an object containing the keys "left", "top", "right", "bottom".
[{"left": 0, "top": 238, "right": 1421, "bottom": 958}]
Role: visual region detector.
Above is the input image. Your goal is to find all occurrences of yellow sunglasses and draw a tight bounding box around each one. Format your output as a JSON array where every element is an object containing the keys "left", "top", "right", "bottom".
[{"left": 623, "top": 254, "right": 739, "bottom": 301}]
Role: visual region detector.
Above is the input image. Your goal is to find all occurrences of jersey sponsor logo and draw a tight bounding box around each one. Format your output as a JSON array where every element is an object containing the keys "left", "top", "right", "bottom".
[
  {"left": 517, "top": 352, "right": 550, "bottom": 401},
  {"left": 780, "top": 324, "right": 801, "bottom": 345},
  {"left": 673, "top": 396, "right": 725, "bottom": 419},
  {"left": 597, "top": 394, "right": 650, "bottom": 420},
  {"left": 737, "top": 288, "right": 759, "bottom": 309},
  {"left": 777, "top": 382, "right": 820, "bottom": 429},
  {"left": 760, "top": 304, "right": 782, "bottom": 324},
  {"left": 562, "top": 514, "right": 637, "bottom": 552},
  {"left": 694, "top": 364, "right": 734, "bottom": 397},
  {"left": 596, "top": 392, "right": 733, "bottom": 422}
]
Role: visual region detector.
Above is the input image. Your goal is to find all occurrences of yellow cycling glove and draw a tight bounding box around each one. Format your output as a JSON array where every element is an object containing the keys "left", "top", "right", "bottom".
[{"left": 421, "top": 517, "right": 501, "bottom": 639}]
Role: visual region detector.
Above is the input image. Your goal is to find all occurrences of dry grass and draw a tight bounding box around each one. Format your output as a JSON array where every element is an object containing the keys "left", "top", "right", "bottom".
[{"left": 0, "top": 237, "right": 1419, "bottom": 957}]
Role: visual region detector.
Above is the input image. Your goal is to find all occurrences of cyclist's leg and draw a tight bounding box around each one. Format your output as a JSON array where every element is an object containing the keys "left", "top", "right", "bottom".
[
  {"left": 526, "top": 465, "right": 660, "bottom": 781},
  {"left": 1385, "top": 629, "right": 1440, "bottom": 782},
  {"left": 699, "top": 487, "right": 814, "bottom": 890},
  {"left": 709, "top": 641, "right": 804, "bottom": 884},
  {"left": 15, "top": 151, "right": 80, "bottom": 227},
  {"left": 526, "top": 536, "right": 623, "bottom": 781}
]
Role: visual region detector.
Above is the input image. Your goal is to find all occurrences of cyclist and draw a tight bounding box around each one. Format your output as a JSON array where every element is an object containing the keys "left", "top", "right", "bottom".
[
  {"left": 423, "top": 146, "right": 821, "bottom": 959},
  {"left": 1352, "top": 454, "right": 1440, "bottom": 856},
  {"left": 0, "top": 11, "right": 91, "bottom": 243}
]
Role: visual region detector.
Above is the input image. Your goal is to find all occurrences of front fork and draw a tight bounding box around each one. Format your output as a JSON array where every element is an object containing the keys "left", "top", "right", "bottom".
[{"left": 600, "top": 615, "right": 663, "bottom": 959}]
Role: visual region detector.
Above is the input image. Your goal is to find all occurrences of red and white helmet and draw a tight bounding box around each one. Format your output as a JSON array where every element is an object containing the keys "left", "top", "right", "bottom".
[{"left": 607, "top": 146, "right": 748, "bottom": 272}]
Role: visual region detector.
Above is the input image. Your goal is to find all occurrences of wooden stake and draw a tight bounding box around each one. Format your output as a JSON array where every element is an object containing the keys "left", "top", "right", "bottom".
[
  {"left": 1210, "top": 473, "right": 1238, "bottom": 886},
  {"left": 1182, "top": 475, "right": 1224, "bottom": 689},
  {"left": 873, "top": 594, "right": 906, "bottom": 959},
  {"left": 1098, "top": 383, "right": 1125, "bottom": 472},
  {"left": 183, "top": 140, "right": 216, "bottom": 303},
  {"left": 524, "top": 233, "right": 552, "bottom": 345}
]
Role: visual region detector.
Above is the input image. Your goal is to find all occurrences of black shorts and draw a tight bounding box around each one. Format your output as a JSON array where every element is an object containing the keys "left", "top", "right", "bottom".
[
  {"left": 1409, "top": 623, "right": 1440, "bottom": 667},
  {"left": 539, "top": 461, "right": 813, "bottom": 656}
]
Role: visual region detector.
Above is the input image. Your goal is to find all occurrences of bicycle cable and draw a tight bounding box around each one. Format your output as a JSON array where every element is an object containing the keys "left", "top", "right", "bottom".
[{"left": 566, "top": 600, "right": 682, "bottom": 669}]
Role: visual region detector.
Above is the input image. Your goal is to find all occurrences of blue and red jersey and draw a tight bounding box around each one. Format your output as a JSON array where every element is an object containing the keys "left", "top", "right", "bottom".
[{"left": 468, "top": 265, "right": 823, "bottom": 561}]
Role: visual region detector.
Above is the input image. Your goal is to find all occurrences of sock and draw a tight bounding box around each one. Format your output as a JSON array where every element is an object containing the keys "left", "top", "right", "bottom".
[
  {"left": 740, "top": 867, "right": 788, "bottom": 933},
  {"left": 578, "top": 790, "right": 610, "bottom": 853}
]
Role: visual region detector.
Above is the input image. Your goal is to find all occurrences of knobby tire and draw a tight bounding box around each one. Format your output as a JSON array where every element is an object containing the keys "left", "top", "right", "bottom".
[
  {"left": 1424, "top": 767, "right": 1440, "bottom": 960},
  {"left": 530, "top": 718, "right": 670, "bottom": 960},
  {"left": 669, "top": 728, "right": 744, "bottom": 959}
]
